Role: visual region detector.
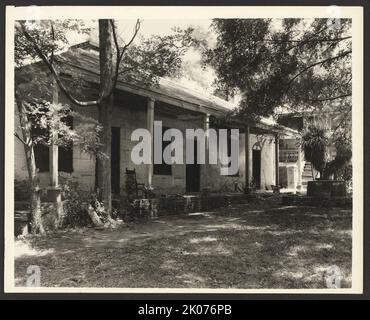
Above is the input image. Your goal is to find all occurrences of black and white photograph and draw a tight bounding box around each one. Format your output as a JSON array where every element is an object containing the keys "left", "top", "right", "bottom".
[{"left": 3, "top": 5, "right": 364, "bottom": 294}]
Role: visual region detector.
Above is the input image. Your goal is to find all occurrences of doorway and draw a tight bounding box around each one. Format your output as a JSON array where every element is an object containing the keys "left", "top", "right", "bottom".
[
  {"left": 111, "top": 127, "right": 121, "bottom": 195},
  {"left": 186, "top": 139, "right": 200, "bottom": 193},
  {"left": 252, "top": 149, "right": 261, "bottom": 189}
]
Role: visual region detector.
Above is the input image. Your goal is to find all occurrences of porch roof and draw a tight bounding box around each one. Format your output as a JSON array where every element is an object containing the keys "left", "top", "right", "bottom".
[{"left": 20, "top": 41, "right": 299, "bottom": 137}]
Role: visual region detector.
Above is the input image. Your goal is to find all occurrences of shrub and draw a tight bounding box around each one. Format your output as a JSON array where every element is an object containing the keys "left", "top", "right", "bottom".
[
  {"left": 59, "top": 174, "right": 91, "bottom": 227},
  {"left": 335, "top": 163, "right": 353, "bottom": 194},
  {"left": 301, "top": 126, "right": 328, "bottom": 177},
  {"left": 59, "top": 173, "right": 113, "bottom": 228}
]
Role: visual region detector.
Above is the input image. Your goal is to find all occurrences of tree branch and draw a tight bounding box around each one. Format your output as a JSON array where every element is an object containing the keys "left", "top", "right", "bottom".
[
  {"left": 17, "top": 21, "right": 99, "bottom": 107},
  {"left": 119, "top": 19, "right": 141, "bottom": 60},
  {"left": 118, "top": 41, "right": 169, "bottom": 76},
  {"left": 285, "top": 50, "right": 352, "bottom": 95},
  {"left": 308, "top": 93, "right": 351, "bottom": 102},
  {"left": 14, "top": 132, "right": 29, "bottom": 146},
  {"left": 263, "top": 36, "right": 351, "bottom": 44},
  {"left": 109, "top": 19, "right": 140, "bottom": 88},
  {"left": 330, "top": 107, "right": 352, "bottom": 138},
  {"left": 284, "top": 23, "right": 332, "bottom": 52},
  {"left": 49, "top": 21, "right": 55, "bottom": 65}
]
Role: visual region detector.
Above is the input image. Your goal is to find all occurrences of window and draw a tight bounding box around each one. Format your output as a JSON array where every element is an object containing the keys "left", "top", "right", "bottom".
[
  {"left": 228, "top": 130, "right": 239, "bottom": 177},
  {"left": 153, "top": 126, "right": 172, "bottom": 175},
  {"left": 59, "top": 115, "right": 73, "bottom": 173},
  {"left": 33, "top": 116, "right": 73, "bottom": 173}
]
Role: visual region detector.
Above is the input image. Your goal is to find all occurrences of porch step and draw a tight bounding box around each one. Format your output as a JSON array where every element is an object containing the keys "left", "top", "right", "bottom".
[
  {"left": 301, "top": 161, "right": 313, "bottom": 186},
  {"left": 15, "top": 210, "right": 30, "bottom": 236},
  {"left": 15, "top": 210, "right": 29, "bottom": 221}
]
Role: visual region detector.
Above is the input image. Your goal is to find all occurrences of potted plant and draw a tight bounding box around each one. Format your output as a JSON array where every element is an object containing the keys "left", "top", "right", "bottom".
[{"left": 301, "top": 124, "right": 351, "bottom": 198}]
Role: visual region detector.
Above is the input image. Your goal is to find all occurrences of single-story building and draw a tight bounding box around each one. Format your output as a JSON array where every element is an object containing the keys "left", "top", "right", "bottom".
[{"left": 15, "top": 41, "right": 301, "bottom": 196}]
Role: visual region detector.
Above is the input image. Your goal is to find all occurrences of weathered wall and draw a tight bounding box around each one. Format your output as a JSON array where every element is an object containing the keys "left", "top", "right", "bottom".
[
  {"left": 14, "top": 58, "right": 281, "bottom": 197},
  {"left": 152, "top": 113, "right": 202, "bottom": 194},
  {"left": 15, "top": 106, "right": 279, "bottom": 194},
  {"left": 279, "top": 164, "right": 298, "bottom": 189},
  {"left": 14, "top": 91, "right": 279, "bottom": 195},
  {"left": 201, "top": 133, "right": 246, "bottom": 192}
]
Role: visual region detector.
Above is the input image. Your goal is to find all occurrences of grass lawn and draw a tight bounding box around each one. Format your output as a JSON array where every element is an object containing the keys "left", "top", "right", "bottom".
[{"left": 14, "top": 198, "right": 352, "bottom": 289}]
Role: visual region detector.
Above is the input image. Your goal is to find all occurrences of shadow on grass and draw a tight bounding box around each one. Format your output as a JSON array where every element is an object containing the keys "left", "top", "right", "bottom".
[{"left": 14, "top": 204, "right": 352, "bottom": 289}]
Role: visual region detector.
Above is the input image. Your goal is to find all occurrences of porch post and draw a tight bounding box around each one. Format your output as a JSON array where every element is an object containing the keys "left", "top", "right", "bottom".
[
  {"left": 245, "top": 125, "right": 250, "bottom": 192},
  {"left": 297, "top": 139, "right": 303, "bottom": 190},
  {"left": 203, "top": 113, "right": 210, "bottom": 189},
  {"left": 46, "top": 75, "right": 63, "bottom": 224},
  {"left": 147, "top": 97, "right": 155, "bottom": 187},
  {"left": 275, "top": 134, "right": 280, "bottom": 187},
  {"left": 50, "top": 76, "right": 59, "bottom": 187}
]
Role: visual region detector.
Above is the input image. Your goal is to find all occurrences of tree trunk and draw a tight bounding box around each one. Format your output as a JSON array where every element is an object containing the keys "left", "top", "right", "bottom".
[
  {"left": 28, "top": 148, "right": 43, "bottom": 234},
  {"left": 96, "top": 19, "right": 114, "bottom": 216},
  {"left": 96, "top": 96, "right": 113, "bottom": 215},
  {"left": 15, "top": 94, "right": 44, "bottom": 234}
]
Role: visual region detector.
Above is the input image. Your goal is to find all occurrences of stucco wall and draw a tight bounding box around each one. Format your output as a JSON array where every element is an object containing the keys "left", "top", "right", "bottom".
[{"left": 14, "top": 97, "right": 278, "bottom": 195}]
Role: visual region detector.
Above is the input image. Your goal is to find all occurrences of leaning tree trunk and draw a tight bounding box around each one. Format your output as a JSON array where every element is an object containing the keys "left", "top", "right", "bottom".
[
  {"left": 15, "top": 93, "right": 44, "bottom": 234},
  {"left": 27, "top": 148, "right": 44, "bottom": 234},
  {"left": 96, "top": 19, "right": 114, "bottom": 216}
]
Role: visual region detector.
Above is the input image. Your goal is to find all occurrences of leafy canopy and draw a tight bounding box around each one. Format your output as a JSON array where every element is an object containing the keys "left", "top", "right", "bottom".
[
  {"left": 202, "top": 18, "right": 352, "bottom": 123},
  {"left": 15, "top": 19, "right": 199, "bottom": 89}
]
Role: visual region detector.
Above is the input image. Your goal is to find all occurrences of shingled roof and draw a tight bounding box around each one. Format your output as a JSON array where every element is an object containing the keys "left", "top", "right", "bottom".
[{"left": 19, "top": 41, "right": 298, "bottom": 136}]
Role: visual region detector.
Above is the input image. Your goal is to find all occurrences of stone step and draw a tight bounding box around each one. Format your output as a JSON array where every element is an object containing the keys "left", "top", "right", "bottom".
[{"left": 15, "top": 210, "right": 30, "bottom": 221}]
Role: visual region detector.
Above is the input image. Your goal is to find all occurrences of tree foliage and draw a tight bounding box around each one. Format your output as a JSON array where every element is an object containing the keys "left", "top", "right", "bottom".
[
  {"left": 15, "top": 100, "right": 104, "bottom": 157},
  {"left": 15, "top": 19, "right": 91, "bottom": 67},
  {"left": 202, "top": 18, "right": 352, "bottom": 125},
  {"left": 117, "top": 25, "right": 200, "bottom": 87},
  {"left": 15, "top": 20, "right": 198, "bottom": 106}
]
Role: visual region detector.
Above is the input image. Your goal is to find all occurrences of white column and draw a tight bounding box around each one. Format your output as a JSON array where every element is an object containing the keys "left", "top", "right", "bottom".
[
  {"left": 275, "top": 135, "right": 279, "bottom": 186},
  {"left": 46, "top": 75, "right": 63, "bottom": 220},
  {"left": 297, "top": 142, "right": 303, "bottom": 190},
  {"left": 49, "top": 76, "right": 59, "bottom": 187},
  {"left": 203, "top": 113, "right": 210, "bottom": 189},
  {"left": 245, "top": 125, "right": 250, "bottom": 192},
  {"left": 147, "top": 97, "right": 155, "bottom": 187}
]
